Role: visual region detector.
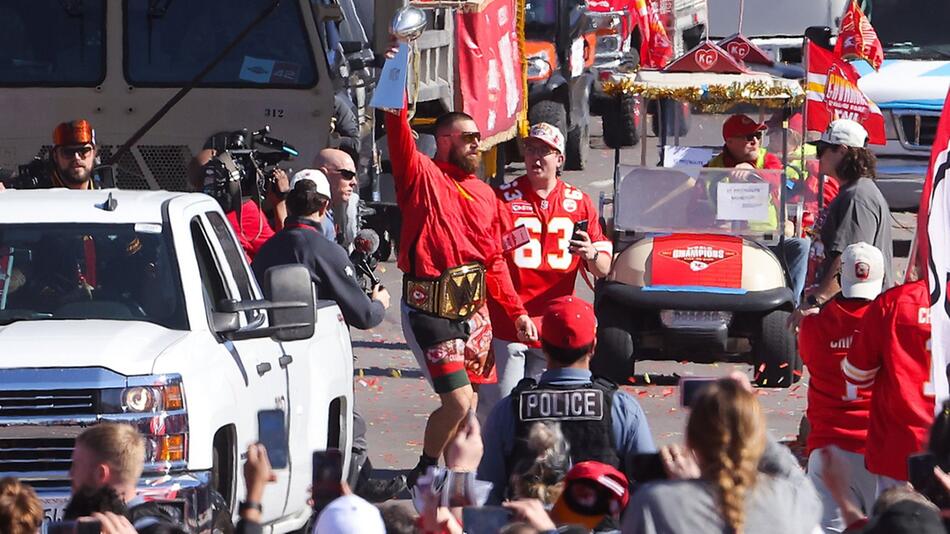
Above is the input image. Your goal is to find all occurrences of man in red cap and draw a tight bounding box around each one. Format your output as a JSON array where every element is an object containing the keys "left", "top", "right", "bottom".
[
  {"left": 707, "top": 114, "right": 783, "bottom": 171},
  {"left": 479, "top": 122, "right": 613, "bottom": 420},
  {"left": 477, "top": 296, "right": 655, "bottom": 504}
]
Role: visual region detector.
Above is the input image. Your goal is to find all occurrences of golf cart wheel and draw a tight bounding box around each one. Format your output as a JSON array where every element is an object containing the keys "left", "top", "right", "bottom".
[
  {"left": 591, "top": 300, "right": 636, "bottom": 383},
  {"left": 752, "top": 310, "right": 801, "bottom": 388},
  {"left": 603, "top": 93, "right": 640, "bottom": 148},
  {"left": 651, "top": 99, "right": 690, "bottom": 137},
  {"left": 528, "top": 100, "right": 567, "bottom": 139}
]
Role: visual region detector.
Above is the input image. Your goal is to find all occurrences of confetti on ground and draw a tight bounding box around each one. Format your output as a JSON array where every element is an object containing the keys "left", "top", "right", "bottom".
[
  {"left": 779, "top": 362, "right": 789, "bottom": 368},
  {"left": 662, "top": 388, "right": 674, "bottom": 397},
  {"left": 358, "top": 368, "right": 365, "bottom": 378},
  {"left": 391, "top": 369, "right": 402, "bottom": 378},
  {"left": 644, "top": 373, "right": 652, "bottom": 384}
]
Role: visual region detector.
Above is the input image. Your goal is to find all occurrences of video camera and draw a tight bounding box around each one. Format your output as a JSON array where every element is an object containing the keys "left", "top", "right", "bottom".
[{"left": 201, "top": 126, "right": 299, "bottom": 214}]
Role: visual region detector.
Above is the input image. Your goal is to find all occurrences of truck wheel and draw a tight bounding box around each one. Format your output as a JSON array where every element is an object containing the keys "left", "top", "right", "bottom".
[
  {"left": 528, "top": 100, "right": 567, "bottom": 140},
  {"left": 603, "top": 93, "right": 640, "bottom": 148},
  {"left": 565, "top": 86, "right": 591, "bottom": 171},
  {"left": 752, "top": 310, "right": 801, "bottom": 388},
  {"left": 210, "top": 490, "right": 234, "bottom": 534},
  {"left": 591, "top": 301, "right": 636, "bottom": 383},
  {"left": 651, "top": 99, "right": 690, "bottom": 137}
]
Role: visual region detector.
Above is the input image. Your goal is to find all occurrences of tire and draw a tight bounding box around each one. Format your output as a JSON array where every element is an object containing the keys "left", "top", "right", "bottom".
[
  {"left": 210, "top": 490, "right": 234, "bottom": 534},
  {"left": 651, "top": 99, "right": 690, "bottom": 137},
  {"left": 752, "top": 310, "right": 801, "bottom": 388},
  {"left": 528, "top": 100, "right": 567, "bottom": 140},
  {"left": 565, "top": 85, "right": 591, "bottom": 171},
  {"left": 591, "top": 301, "right": 637, "bottom": 383},
  {"left": 603, "top": 93, "right": 640, "bottom": 148}
]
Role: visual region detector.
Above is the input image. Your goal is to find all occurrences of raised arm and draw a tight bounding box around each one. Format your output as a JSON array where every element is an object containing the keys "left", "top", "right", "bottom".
[{"left": 383, "top": 104, "right": 429, "bottom": 196}]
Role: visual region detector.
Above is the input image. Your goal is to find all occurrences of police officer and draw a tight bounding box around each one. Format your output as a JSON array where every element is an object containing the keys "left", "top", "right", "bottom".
[
  {"left": 251, "top": 169, "right": 389, "bottom": 330},
  {"left": 478, "top": 296, "right": 656, "bottom": 504}
]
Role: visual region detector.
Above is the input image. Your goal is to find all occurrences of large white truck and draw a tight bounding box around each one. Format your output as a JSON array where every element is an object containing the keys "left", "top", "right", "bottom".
[{"left": 0, "top": 189, "right": 354, "bottom": 533}]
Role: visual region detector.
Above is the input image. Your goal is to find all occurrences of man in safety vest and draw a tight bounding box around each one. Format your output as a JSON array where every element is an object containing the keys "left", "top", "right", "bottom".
[{"left": 707, "top": 114, "right": 810, "bottom": 306}]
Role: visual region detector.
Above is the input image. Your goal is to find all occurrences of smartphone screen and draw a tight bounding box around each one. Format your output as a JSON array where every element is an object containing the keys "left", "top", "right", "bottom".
[
  {"left": 679, "top": 377, "right": 717, "bottom": 408},
  {"left": 257, "top": 409, "right": 289, "bottom": 469},
  {"left": 572, "top": 220, "right": 589, "bottom": 240},
  {"left": 312, "top": 449, "right": 344, "bottom": 512},
  {"left": 462, "top": 506, "right": 514, "bottom": 534},
  {"left": 629, "top": 453, "right": 668, "bottom": 484}
]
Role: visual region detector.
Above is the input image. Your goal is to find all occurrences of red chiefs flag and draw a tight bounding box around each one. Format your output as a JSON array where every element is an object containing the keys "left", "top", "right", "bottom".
[
  {"left": 631, "top": 0, "right": 673, "bottom": 69},
  {"left": 834, "top": 0, "right": 884, "bottom": 71},
  {"left": 915, "top": 88, "right": 950, "bottom": 408},
  {"left": 805, "top": 41, "right": 886, "bottom": 145}
]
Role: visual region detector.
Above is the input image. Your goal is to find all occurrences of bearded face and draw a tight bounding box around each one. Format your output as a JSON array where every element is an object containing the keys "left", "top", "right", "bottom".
[
  {"left": 450, "top": 142, "right": 481, "bottom": 174},
  {"left": 53, "top": 144, "right": 96, "bottom": 187}
]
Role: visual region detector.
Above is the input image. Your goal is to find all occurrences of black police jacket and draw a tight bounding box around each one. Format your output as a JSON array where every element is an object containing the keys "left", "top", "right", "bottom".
[{"left": 251, "top": 217, "right": 385, "bottom": 329}]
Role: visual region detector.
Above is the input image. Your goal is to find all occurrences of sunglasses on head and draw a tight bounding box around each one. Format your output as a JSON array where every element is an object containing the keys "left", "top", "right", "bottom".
[
  {"left": 441, "top": 131, "right": 482, "bottom": 144},
  {"left": 59, "top": 145, "right": 94, "bottom": 158}
]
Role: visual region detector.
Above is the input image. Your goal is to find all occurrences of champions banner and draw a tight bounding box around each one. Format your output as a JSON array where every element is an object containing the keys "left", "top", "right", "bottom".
[
  {"left": 805, "top": 41, "right": 886, "bottom": 145},
  {"left": 651, "top": 234, "right": 743, "bottom": 288},
  {"left": 456, "top": 0, "right": 524, "bottom": 145},
  {"left": 918, "top": 88, "right": 950, "bottom": 410},
  {"left": 834, "top": 0, "right": 884, "bottom": 71}
]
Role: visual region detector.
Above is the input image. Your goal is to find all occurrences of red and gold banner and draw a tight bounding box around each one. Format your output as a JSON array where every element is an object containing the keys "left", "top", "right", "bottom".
[
  {"left": 805, "top": 41, "right": 886, "bottom": 145},
  {"left": 834, "top": 0, "right": 884, "bottom": 71},
  {"left": 651, "top": 234, "right": 744, "bottom": 288},
  {"left": 632, "top": 0, "right": 673, "bottom": 69},
  {"left": 456, "top": 0, "right": 524, "bottom": 145}
]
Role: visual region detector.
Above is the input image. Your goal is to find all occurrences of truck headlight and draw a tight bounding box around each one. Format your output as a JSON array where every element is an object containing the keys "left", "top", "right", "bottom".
[
  {"left": 121, "top": 383, "right": 184, "bottom": 413},
  {"left": 527, "top": 55, "right": 552, "bottom": 81}
]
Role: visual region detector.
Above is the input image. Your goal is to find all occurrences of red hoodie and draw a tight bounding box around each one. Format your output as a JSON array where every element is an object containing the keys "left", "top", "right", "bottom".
[{"left": 799, "top": 297, "right": 874, "bottom": 454}]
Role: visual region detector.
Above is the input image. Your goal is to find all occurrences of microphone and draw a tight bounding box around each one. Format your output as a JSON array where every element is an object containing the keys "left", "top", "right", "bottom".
[{"left": 354, "top": 229, "right": 380, "bottom": 254}]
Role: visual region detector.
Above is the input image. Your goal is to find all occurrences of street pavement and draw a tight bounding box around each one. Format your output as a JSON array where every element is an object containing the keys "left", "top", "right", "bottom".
[{"left": 353, "top": 112, "right": 918, "bottom": 477}]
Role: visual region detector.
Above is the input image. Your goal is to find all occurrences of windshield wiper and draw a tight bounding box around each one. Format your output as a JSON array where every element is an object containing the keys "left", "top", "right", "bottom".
[{"left": 0, "top": 311, "right": 54, "bottom": 326}]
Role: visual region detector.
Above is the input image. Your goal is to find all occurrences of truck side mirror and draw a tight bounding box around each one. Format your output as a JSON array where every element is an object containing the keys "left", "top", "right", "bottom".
[{"left": 263, "top": 265, "right": 316, "bottom": 342}]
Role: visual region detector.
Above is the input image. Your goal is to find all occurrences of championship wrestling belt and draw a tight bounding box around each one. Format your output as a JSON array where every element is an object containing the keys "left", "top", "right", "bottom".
[{"left": 404, "top": 262, "right": 486, "bottom": 320}]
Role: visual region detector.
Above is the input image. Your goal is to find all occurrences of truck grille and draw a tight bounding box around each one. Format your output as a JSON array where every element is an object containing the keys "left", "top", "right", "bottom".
[
  {"left": 0, "top": 390, "right": 96, "bottom": 417},
  {"left": 0, "top": 437, "right": 74, "bottom": 481},
  {"left": 897, "top": 114, "right": 939, "bottom": 149}
]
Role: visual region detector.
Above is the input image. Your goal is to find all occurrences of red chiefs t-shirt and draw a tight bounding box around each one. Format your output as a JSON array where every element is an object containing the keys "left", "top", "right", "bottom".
[
  {"left": 488, "top": 177, "right": 611, "bottom": 345},
  {"left": 799, "top": 297, "right": 874, "bottom": 455},
  {"left": 842, "top": 280, "right": 935, "bottom": 480}
]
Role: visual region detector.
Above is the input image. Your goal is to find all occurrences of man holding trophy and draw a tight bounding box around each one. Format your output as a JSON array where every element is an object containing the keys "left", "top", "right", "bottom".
[{"left": 377, "top": 9, "right": 538, "bottom": 488}]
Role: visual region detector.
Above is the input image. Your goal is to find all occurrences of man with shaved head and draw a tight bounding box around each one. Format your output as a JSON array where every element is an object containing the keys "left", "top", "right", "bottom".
[{"left": 314, "top": 148, "right": 360, "bottom": 247}]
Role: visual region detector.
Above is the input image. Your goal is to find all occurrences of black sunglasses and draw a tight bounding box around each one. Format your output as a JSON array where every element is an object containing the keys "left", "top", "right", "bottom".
[
  {"left": 745, "top": 132, "right": 763, "bottom": 142},
  {"left": 58, "top": 145, "right": 94, "bottom": 158},
  {"left": 337, "top": 169, "right": 357, "bottom": 180},
  {"left": 440, "top": 131, "right": 482, "bottom": 144}
]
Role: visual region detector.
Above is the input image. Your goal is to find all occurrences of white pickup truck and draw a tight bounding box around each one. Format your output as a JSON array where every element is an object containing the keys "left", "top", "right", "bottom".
[{"left": 0, "top": 189, "right": 354, "bottom": 533}]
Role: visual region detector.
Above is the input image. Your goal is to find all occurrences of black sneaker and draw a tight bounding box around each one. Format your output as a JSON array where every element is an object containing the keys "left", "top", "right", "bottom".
[{"left": 355, "top": 474, "right": 407, "bottom": 503}]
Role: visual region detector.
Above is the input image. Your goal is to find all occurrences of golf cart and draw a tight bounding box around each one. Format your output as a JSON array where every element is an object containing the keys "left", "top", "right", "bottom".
[{"left": 591, "top": 67, "right": 806, "bottom": 388}]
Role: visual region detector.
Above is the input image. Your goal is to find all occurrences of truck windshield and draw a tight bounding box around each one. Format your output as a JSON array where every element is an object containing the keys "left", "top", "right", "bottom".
[
  {"left": 866, "top": 0, "right": 950, "bottom": 59},
  {"left": 124, "top": 0, "right": 318, "bottom": 87},
  {"left": 0, "top": 1, "right": 106, "bottom": 86},
  {"left": 0, "top": 224, "right": 187, "bottom": 330},
  {"left": 525, "top": 0, "right": 558, "bottom": 38}
]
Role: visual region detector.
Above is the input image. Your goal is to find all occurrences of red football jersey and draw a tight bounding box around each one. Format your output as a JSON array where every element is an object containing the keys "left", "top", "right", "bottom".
[
  {"left": 842, "top": 280, "right": 935, "bottom": 480},
  {"left": 488, "top": 177, "right": 611, "bottom": 345},
  {"left": 799, "top": 297, "right": 874, "bottom": 455}
]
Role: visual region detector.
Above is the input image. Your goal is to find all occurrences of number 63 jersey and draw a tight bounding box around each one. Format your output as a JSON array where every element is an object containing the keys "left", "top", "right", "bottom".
[{"left": 488, "top": 177, "right": 612, "bottom": 345}]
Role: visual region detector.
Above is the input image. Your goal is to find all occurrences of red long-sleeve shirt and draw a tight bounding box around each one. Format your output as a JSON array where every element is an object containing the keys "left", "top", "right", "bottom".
[
  {"left": 842, "top": 280, "right": 935, "bottom": 480},
  {"left": 384, "top": 107, "right": 526, "bottom": 321}
]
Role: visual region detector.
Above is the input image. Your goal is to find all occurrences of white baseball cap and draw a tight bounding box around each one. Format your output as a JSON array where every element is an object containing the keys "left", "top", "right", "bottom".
[
  {"left": 817, "top": 119, "right": 869, "bottom": 148},
  {"left": 528, "top": 122, "right": 565, "bottom": 154},
  {"left": 313, "top": 495, "right": 385, "bottom": 534},
  {"left": 841, "top": 242, "right": 884, "bottom": 300},
  {"left": 290, "top": 169, "right": 331, "bottom": 199}
]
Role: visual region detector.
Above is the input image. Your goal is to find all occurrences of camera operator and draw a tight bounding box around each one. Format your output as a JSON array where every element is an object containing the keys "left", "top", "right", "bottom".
[
  {"left": 1, "top": 120, "right": 106, "bottom": 191},
  {"left": 188, "top": 132, "right": 290, "bottom": 261}
]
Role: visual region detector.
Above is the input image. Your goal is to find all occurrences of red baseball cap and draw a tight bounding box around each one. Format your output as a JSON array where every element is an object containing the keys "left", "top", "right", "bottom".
[
  {"left": 722, "top": 114, "right": 767, "bottom": 140},
  {"left": 551, "top": 461, "right": 630, "bottom": 528},
  {"left": 541, "top": 296, "right": 596, "bottom": 350}
]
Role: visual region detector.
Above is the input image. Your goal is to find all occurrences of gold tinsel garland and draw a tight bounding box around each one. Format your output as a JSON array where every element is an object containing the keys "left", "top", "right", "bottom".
[{"left": 602, "top": 78, "right": 805, "bottom": 113}]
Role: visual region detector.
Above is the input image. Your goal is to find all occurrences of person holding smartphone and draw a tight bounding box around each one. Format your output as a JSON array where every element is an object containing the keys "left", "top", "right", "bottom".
[
  {"left": 480, "top": 123, "right": 612, "bottom": 420},
  {"left": 798, "top": 243, "right": 885, "bottom": 532}
]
